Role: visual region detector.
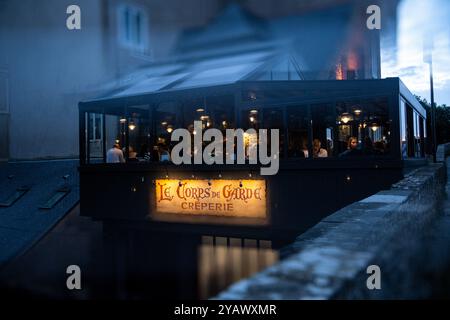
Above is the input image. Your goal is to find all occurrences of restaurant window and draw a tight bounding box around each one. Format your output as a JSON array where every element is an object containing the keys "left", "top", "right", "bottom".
[
  {"left": 187, "top": 95, "right": 235, "bottom": 132},
  {"left": 420, "top": 115, "right": 425, "bottom": 157},
  {"left": 412, "top": 111, "right": 426, "bottom": 158},
  {"left": 184, "top": 95, "right": 235, "bottom": 160},
  {"left": 241, "top": 107, "right": 261, "bottom": 160},
  {"left": 104, "top": 114, "right": 121, "bottom": 157},
  {"left": 88, "top": 113, "right": 103, "bottom": 141},
  {"left": 413, "top": 111, "right": 420, "bottom": 157},
  {"left": 87, "top": 113, "right": 103, "bottom": 159},
  {"left": 126, "top": 105, "right": 151, "bottom": 161},
  {"left": 287, "top": 105, "right": 309, "bottom": 158},
  {"left": 400, "top": 99, "right": 407, "bottom": 158},
  {"left": 261, "top": 108, "right": 285, "bottom": 158},
  {"left": 405, "top": 104, "right": 415, "bottom": 158},
  {"left": 336, "top": 97, "right": 391, "bottom": 157},
  {"left": 154, "top": 101, "right": 178, "bottom": 160},
  {"left": 311, "top": 103, "right": 334, "bottom": 158},
  {"left": 241, "top": 108, "right": 260, "bottom": 131}
]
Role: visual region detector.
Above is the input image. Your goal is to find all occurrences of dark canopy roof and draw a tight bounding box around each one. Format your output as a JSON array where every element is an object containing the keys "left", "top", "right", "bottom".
[{"left": 94, "top": 3, "right": 354, "bottom": 101}]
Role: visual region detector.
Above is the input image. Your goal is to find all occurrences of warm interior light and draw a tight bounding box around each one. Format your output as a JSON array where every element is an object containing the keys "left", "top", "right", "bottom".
[
  {"left": 120, "top": 117, "right": 126, "bottom": 124},
  {"left": 354, "top": 109, "right": 362, "bottom": 115},
  {"left": 222, "top": 120, "right": 227, "bottom": 127},
  {"left": 250, "top": 109, "right": 258, "bottom": 114},
  {"left": 249, "top": 116, "right": 255, "bottom": 123},
  {"left": 371, "top": 125, "right": 379, "bottom": 132},
  {"left": 196, "top": 108, "right": 205, "bottom": 113},
  {"left": 336, "top": 63, "right": 344, "bottom": 80},
  {"left": 128, "top": 121, "right": 136, "bottom": 131},
  {"left": 161, "top": 121, "right": 168, "bottom": 126},
  {"left": 341, "top": 113, "right": 352, "bottom": 124},
  {"left": 167, "top": 126, "right": 173, "bottom": 133},
  {"left": 200, "top": 115, "right": 209, "bottom": 121}
]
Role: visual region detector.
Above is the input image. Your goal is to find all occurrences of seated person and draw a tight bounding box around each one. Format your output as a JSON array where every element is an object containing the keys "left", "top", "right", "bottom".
[
  {"left": 301, "top": 137, "right": 309, "bottom": 158},
  {"left": 128, "top": 146, "right": 139, "bottom": 162},
  {"left": 339, "top": 136, "right": 362, "bottom": 157},
  {"left": 288, "top": 139, "right": 305, "bottom": 158},
  {"left": 159, "top": 144, "right": 171, "bottom": 162},
  {"left": 373, "top": 141, "right": 386, "bottom": 155},
  {"left": 327, "top": 139, "right": 334, "bottom": 156},
  {"left": 151, "top": 145, "right": 160, "bottom": 162},
  {"left": 313, "top": 139, "right": 328, "bottom": 158},
  {"left": 362, "top": 136, "right": 374, "bottom": 155},
  {"left": 106, "top": 143, "right": 125, "bottom": 163}
]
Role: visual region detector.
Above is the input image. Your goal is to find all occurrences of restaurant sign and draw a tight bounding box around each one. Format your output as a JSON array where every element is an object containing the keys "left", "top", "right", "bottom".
[{"left": 155, "top": 179, "right": 267, "bottom": 218}]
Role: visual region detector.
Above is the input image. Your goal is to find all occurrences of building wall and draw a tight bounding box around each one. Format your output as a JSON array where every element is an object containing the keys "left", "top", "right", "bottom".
[{"left": 0, "top": 0, "right": 165, "bottom": 160}]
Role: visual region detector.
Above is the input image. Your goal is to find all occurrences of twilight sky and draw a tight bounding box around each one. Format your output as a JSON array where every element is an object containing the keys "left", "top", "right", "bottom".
[{"left": 381, "top": 0, "right": 450, "bottom": 106}]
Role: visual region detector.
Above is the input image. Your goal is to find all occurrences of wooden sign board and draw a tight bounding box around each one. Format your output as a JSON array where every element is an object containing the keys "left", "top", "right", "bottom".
[{"left": 155, "top": 179, "right": 267, "bottom": 218}]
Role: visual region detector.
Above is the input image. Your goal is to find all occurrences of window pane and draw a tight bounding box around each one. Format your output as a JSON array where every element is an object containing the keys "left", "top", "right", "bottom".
[
  {"left": 336, "top": 97, "right": 391, "bottom": 157},
  {"left": 287, "top": 105, "right": 309, "bottom": 158},
  {"left": 127, "top": 105, "right": 150, "bottom": 162},
  {"left": 400, "top": 100, "right": 407, "bottom": 158},
  {"left": 88, "top": 113, "right": 93, "bottom": 141},
  {"left": 312, "top": 103, "right": 334, "bottom": 158},
  {"left": 241, "top": 108, "right": 260, "bottom": 131},
  {"left": 262, "top": 108, "right": 284, "bottom": 158},
  {"left": 94, "top": 114, "right": 102, "bottom": 140},
  {"left": 154, "top": 101, "right": 177, "bottom": 161},
  {"left": 413, "top": 111, "right": 422, "bottom": 157},
  {"left": 88, "top": 113, "right": 103, "bottom": 160},
  {"left": 105, "top": 114, "right": 120, "bottom": 153}
]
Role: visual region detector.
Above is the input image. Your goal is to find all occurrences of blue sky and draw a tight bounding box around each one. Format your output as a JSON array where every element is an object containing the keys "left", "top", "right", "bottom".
[{"left": 381, "top": 0, "right": 450, "bottom": 106}]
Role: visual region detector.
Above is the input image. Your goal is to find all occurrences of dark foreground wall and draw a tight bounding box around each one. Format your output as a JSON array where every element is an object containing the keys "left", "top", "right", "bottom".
[{"left": 216, "top": 160, "right": 448, "bottom": 299}]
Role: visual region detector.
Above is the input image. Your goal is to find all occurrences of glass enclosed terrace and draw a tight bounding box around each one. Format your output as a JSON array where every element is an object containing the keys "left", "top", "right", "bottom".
[{"left": 79, "top": 78, "right": 426, "bottom": 166}]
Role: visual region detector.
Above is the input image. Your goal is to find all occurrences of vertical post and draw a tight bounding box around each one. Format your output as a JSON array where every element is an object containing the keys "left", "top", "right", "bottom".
[
  {"left": 86, "top": 112, "right": 91, "bottom": 164},
  {"left": 79, "top": 106, "right": 86, "bottom": 165},
  {"left": 429, "top": 60, "right": 437, "bottom": 163},
  {"left": 307, "top": 104, "right": 313, "bottom": 158},
  {"left": 102, "top": 111, "right": 107, "bottom": 163},
  {"left": 125, "top": 105, "right": 130, "bottom": 161},
  {"left": 283, "top": 106, "right": 288, "bottom": 159},
  {"left": 424, "top": 34, "right": 436, "bottom": 162}
]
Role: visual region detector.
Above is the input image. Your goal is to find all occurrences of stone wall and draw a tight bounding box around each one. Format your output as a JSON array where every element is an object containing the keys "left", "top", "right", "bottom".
[
  {"left": 215, "top": 162, "right": 447, "bottom": 299},
  {"left": 437, "top": 142, "right": 450, "bottom": 162}
]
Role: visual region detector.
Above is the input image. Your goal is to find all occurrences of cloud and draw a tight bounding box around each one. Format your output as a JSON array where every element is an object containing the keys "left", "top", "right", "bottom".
[{"left": 381, "top": 0, "right": 450, "bottom": 105}]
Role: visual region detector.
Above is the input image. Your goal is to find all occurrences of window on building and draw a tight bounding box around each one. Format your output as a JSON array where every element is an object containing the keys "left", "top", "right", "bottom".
[
  {"left": 261, "top": 108, "right": 285, "bottom": 158},
  {"left": 88, "top": 113, "right": 103, "bottom": 141},
  {"left": 311, "top": 103, "right": 334, "bottom": 158},
  {"left": 287, "top": 105, "right": 309, "bottom": 158},
  {"left": 125, "top": 105, "right": 151, "bottom": 161},
  {"left": 117, "top": 5, "right": 149, "bottom": 52},
  {"left": 400, "top": 99, "right": 407, "bottom": 158},
  {"left": 336, "top": 97, "right": 391, "bottom": 157},
  {"left": 154, "top": 101, "right": 178, "bottom": 155},
  {"left": 86, "top": 113, "right": 104, "bottom": 160}
]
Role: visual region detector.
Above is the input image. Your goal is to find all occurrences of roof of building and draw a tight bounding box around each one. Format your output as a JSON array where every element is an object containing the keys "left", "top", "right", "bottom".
[
  {"left": 0, "top": 160, "right": 79, "bottom": 265},
  {"left": 93, "top": 3, "right": 354, "bottom": 102}
]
